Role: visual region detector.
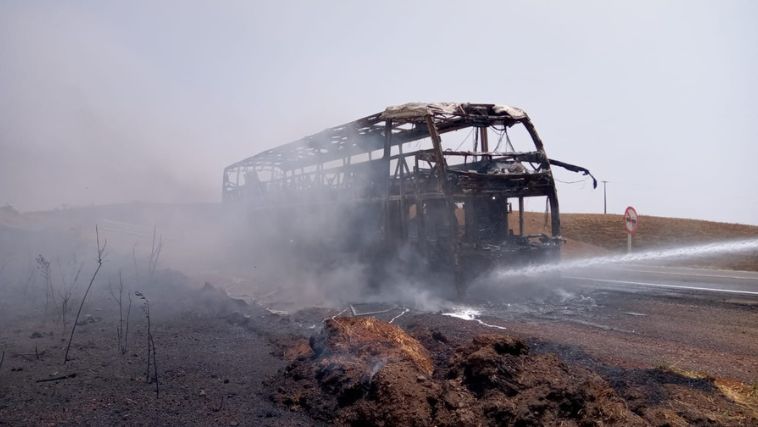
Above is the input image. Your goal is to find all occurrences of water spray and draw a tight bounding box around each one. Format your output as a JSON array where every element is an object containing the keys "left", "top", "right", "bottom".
[
  {"left": 492, "top": 238, "right": 758, "bottom": 279},
  {"left": 442, "top": 307, "right": 508, "bottom": 330}
]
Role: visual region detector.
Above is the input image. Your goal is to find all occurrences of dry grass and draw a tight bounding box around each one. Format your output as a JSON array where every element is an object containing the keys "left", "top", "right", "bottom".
[
  {"left": 324, "top": 317, "right": 434, "bottom": 375},
  {"left": 655, "top": 363, "right": 712, "bottom": 381},
  {"left": 715, "top": 379, "right": 758, "bottom": 416},
  {"left": 654, "top": 364, "right": 758, "bottom": 419}
]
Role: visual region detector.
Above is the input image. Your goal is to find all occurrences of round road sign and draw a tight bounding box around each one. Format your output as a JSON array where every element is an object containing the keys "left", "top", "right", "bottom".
[{"left": 624, "top": 206, "right": 639, "bottom": 235}]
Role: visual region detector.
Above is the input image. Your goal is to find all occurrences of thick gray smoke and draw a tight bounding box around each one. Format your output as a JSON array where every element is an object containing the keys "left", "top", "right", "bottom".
[{"left": 0, "top": 194, "right": 453, "bottom": 321}]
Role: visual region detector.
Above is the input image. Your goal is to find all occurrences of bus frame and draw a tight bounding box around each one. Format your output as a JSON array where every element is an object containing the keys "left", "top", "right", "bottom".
[{"left": 223, "top": 102, "right": 595, "bottom": 294}]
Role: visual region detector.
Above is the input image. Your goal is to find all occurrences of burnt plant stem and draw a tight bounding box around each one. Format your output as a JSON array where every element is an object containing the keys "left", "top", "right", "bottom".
[
  {"left": 57, "top": 259, "right": 83, "bottom": 331},
  {"left": 151, "top": 333, "right": 159, "bottom": 398},
  {"left": 36, "top": 373, "right": 77, "bottom": 382},
  {"left": 61, "top": 300, "right": 67, "bottom": 330},
  {"left": 144, "top": 298, "right": 151, "bottom": 382},
  {"left": 147, "top": 226, "right": 162, "bottom": 278},
  {"left": 136, "top": 291, "right": 159, "bottom": 398},
  {"left": 124, "top": 292, "right": 132, "bottom": 355},
  {"left": 22, "top": 265, "right": 35, "bottom": 296},
  {"left": 132, "top": 244, "right": 140, "bottom": 284},
  {"left": 110, "top": 271, "right": 130, "bottom": 355},
  {"left": 116, "top": 282, "right": 123, "bottom": 352},
  {"left": 36, "top": 255, "right": 53, "bottom": 316},
  {"left": 63, "top": 226, "right": 106, "bottom": 364}
]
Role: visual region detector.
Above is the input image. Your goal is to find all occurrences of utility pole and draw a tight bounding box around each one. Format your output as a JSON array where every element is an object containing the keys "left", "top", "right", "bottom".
[{"left": 601, "top": 180, "right": 608, "bottom": 214}]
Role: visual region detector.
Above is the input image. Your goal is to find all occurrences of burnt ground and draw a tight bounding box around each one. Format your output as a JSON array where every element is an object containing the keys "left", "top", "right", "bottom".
[
  {"left": 1, "top": 275, "right": 757, "bottom": 426},
  {"left": 0, "top": 280, "right": 314, "bottom": 426}
]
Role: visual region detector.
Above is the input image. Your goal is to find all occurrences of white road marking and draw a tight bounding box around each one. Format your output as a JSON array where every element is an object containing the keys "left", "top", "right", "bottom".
[
  {"left": 325, "top": 307, "right": 349, "bottom": 322},
  {"left": 607, "top": 267, "right": 758, "bottom": 281},
  {"left": 565, "top": 276, "right": 758, "bottom": 296},
  {"left": 389, "top": 308, "right": 410, "bottom": 324}
]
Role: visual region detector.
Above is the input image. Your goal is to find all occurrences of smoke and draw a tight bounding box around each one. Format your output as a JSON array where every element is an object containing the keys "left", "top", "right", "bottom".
[
  {"left": 4, "top": 178, "right": 757, "bottom": 324},
  {"left": 217, "top": 194, "right": 459, "bottom": 311},
  {"left": 0, "top": 169, "right": 456, "bottom": 322}
]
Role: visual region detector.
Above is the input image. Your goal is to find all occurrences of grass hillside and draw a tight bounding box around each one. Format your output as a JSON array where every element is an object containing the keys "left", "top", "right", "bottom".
[{"left": 523, "top": 212, "right": 758, "bottom": 271}]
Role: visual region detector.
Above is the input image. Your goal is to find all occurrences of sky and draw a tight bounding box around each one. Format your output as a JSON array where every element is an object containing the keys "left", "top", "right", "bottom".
[{"left": 1, "top": 1, "right": 757, "bottom": 224}]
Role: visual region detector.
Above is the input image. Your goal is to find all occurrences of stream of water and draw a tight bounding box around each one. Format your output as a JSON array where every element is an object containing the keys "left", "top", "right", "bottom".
[
  {"left": 492, "top": 238, "right": 758, "bottom": 279},
  {"left": 444, "top": 238, "right": 758, "bottom": 329}
]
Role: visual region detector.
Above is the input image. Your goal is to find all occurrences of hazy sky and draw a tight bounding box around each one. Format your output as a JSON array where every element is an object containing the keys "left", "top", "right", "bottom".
[{"left": 1, "top": 1, "right": 756, "bottom": 224}]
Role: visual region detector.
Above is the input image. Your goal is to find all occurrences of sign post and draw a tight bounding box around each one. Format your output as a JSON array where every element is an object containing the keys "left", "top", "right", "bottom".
[{"left": 624, "top": 206, "right": 639, "bottom": 253}]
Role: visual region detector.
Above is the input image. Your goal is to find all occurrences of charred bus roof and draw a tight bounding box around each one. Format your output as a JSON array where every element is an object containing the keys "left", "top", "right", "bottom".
[
  {"left": 223, "top": 102, "right": 595, "bottom": 201},
  {"left": 226, "top": 103, "right": 533, "bottom": 171}
]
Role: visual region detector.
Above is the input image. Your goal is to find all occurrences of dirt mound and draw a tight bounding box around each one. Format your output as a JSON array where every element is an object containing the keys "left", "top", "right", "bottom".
[
  {"left": 271, "top": 317, "right": 643, "bottom": 426},
  {"left": 310, "top": 317, "right": 433, "bottom": 375},
  {"left": 444, "top": 334, "right": 640, "bottom": 425}
]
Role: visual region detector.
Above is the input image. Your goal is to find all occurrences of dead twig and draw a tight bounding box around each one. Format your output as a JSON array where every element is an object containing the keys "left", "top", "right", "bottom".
[
  {"left": 14, "top": 350, "right": 47, "bottom": 361},
  {"left": 0, "top": 351, "right": 5, "bottom": 371},
  {"left": 109, "top": 271, "right": 131, "bottom": 355},
  {"left": 21, "top": 261, "right": 36, "bottom": 296},
  {"left": 147, "top": 226, "right": 162, "bottom": 278},
  {"left": 137, "top": 291, "right": 151, "bottom": 382},
  {"left": 124, "top": 291, "right": 132, "bottom": 355},
  {"left": 136, "top": 291, "right": 159, "bottom": 398},
  {"left": 109, "top": 280, "right": 121, "bottom": 352},
  {"left": 212, "top": 395, "right": 224, "bottom": 412},
  {"left": 35, "top": 254, "right": 55, "bottom": 316},
  {"left": 57, "top": 258, "right": 83, "bottom": 331},
  {"left": 132, "top": 243, "right": 140, "bottom": 284},
  {"left": 36, "top": 373, "right": 77, "bottom": 383},
  {"left": 63, "top": 226, "right": 106, "bottom": 364},
  {"left": 151, "top": 332, "right": 158, "bottom": 398}
]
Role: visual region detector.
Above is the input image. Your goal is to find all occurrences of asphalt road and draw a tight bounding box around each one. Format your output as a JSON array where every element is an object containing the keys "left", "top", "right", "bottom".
[
  {"left": 562, "top": 264, "right": 758, "bottom": 299},
  {"left": 471, "top": 263, "right": 758, "bottom": 382}
]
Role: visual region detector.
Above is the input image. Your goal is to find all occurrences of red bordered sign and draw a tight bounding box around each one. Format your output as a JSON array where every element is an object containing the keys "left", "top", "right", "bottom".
[{"left": 624, "top": 206, "right": 639, "bottom": 235}]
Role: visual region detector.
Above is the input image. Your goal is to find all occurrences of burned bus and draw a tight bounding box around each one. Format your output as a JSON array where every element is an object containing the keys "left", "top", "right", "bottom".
[{"left": 223, "top": 103, "right": 595, "bottom": 294}]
